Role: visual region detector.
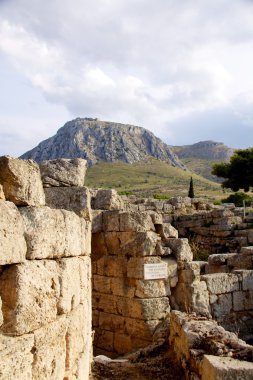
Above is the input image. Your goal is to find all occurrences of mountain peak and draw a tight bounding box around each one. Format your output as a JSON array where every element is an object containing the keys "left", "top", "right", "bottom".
[{"left": 20, "top": 118, "right": 185, "bottom": 169}]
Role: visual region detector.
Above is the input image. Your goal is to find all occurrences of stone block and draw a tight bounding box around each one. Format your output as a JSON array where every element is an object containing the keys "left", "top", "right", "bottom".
[
  {"left": 94, "top": 328, "right": 114, "bottom": 351},
  {"left": 212, "top": 293, "right": 232, "bottom": 320},
  {"left": 247, "top": 229, "right": 253, "bottom": 244},
  {"left": 57, "top": 257, "right": 90, "bottom": 314},
  {"left": 114, "top": 333, "right": 132, "bottom": 355},
  {"left": 0, "top": 260, "right": 60, "bottom": 335},
  {"left": 65, "top": 305, "right": 91, "bottom": 378},
  {"left": 0, "top": 184, "right": 5, "bottom": 200},
  {"left": 241, "top": 270, "right": 253, "bottom": 291},
  {"left": 202, "top": 355, "right": 253, "bottom": 380},
  {"left": 32, "top": 316, "right": 67, "bottom": 380},
  {"left": 92, "top": 189, "right": 124, "bottom": 210},
  {"left": 93, "top": 275, "right": 111, "bottom": 294},
  {"left": 0, "top": 156, "right": 45, "bottom": 206},
  {"left": 117, "top": 296, "right": 170, "bottom": 320},
  {"left": 110, "top": 277, "right": 135, "bottom": 297},
  {"left": 96, "top": 256, "right": 127, "bottom": 277},
  {"left": 119, "top": 211, "right": 155, "bottom": 232},
  {"left": 20, "top": 206, "right": 88, "bottom": 259},
  {"left": 103, "top": 210, "right": 120, "bottom": 231},
  {"left": 124, "top": 318, "right": 158, "bottom": 341},
  {"left": 208, "top": 253, "right": 237, "bottom": 266},
  {"left": 0, "top": 333, "right": 34, "bottom": 379},
  {"left": 98, "top": 312, "right": 125, "bottom": 332},
  {"left": 94, "top": 294, "right": 118, "bottom": 315},
  {"left": 166, "top": 238, "right": 193, "bottom": 262},
  {"left": 92, "top": 232, "right": 108, "bottom": 257},
  {"left": 0, "top": 201, "right": 27, "bottom": 265},
  {"left": 149, "top": 211, "right": 163, "bottom": 225},
  {"left": 135, "top": 279, "right": 169, "bottom": 298},
  {"left": 40, "top": 158, "right": 87, "bottom": 187},
  {"left": 91, "top": 210, "right": 103, "bottom": 233},
  {"left": 201, "top": 273, "right": 239, "bottom": 294},
  {"left": 163, "top": 257, "right": 178, "bottom": 287},
  {"left": 121, "top": 231, "right": 160, "bottom": 257},
  {"left": 156, "top": 223, "right": 178, "bottom": 239},
  {"left": 44, "top": 186, "right": 91, "bottom": 220},
  {"left": 156, "top": 242, "right": 172, "bottom": 256},
  {"left": 227, "top": 254, "right": 253, "bottom": 270},
  {"left": 241, "top": 246, "right": 253, "bottom": 255}
]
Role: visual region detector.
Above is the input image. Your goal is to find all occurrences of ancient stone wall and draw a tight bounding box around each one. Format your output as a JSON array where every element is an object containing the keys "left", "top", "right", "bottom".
[{"left": 0, "top": 157, "right": 92, "bottom": 380}]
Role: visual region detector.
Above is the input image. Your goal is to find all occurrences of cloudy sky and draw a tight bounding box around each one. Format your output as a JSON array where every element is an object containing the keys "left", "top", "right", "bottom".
[{"left": 1, "top": 0, "right": 253, "bottom": 156}]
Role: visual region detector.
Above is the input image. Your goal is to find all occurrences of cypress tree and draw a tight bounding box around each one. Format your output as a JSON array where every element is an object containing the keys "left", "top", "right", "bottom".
[{"left": 188, "top": 177, "right": 195, "bottom": 198}]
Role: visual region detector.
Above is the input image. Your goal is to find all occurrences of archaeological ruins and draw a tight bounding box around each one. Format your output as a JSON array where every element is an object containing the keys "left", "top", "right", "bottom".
[{"left": 1, "top": 156, "right": 253, "bottom": 379}]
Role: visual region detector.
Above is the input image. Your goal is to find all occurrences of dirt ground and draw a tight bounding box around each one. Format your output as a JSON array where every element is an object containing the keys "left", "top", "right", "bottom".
[{"left": 90, "top": 344, "right": 185, "bottom": 380}]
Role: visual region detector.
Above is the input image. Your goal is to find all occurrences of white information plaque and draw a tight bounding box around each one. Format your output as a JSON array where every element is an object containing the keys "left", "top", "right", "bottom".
[{"left": 144, "top": 263, "right": 168, "bottom": 280}]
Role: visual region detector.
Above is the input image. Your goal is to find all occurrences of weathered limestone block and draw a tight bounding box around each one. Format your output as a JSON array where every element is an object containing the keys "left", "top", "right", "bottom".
[
  {"left": 98, "top": 312, "right": 125, "bottom": 332},
  {"left": 120, "top": 231, "right": 160, "bottom": 256},
  {"left": 44, "top": 186, "right": 91, "bottom": 220},
  {"left": 0, "top": 260, "right": 60, "bottom": 335},
  {"left": 166, "top": 238, "right": 193, "bottom": 262},
  {"left": 0, "top": 184, "right": 5, "bottom": 200},
  {"left": 156, "top": 223, "right": 178, "bottom": 239},
  {"left": 172, "top": 281, "right": 210, "bottom": 315},
  {"left": 125, "top": 318, "right": 159, "bottom": 341},
  {"left": 149, "top": 211, "right": 163, "bottom": 225},
  {"left": 94, "top": 328, "right": 114, "bottom": 352},
  {"left": 202, "top": 355, "right": 253, "bottom": 380},
  {"left": 119, "top": 211, "right": 155, "bottom": 232},
  {"left": 93, "top": 293, "right": 118, "bottom": 315},
  {"left": 212, "top": 293, "right": 233, "bottom": 320},
  {"left": 201, "top": 273, "right": 239, "bottom": 294},
  {"left": 96, "top": 256, "right": 127, "bottom": 277},
  {"left": 65, "top": 304, "right": 92, "bottom": 380},
  {"left": 0, "top": 201, "right": 27, "bottom": 265},
  {"left": 103, "top": 210, "right": 120, "bottom": 231},
  {"left": 0, "top": 156, "right": 45, "bottom": 206},
  {"left": 208, "top": 253, "right": 237, "bottom": 266},
  {"left": 135, "top": 279, "right": 169, "bottom": 298},
  {"left": 241, "top": 246, "right": 253, "bottom": 255},
  {"left": 20, "top": 206, "right": 90, "bottom": 259},
  {"left": 117, "top": 296, "right": 170, "bottom": 320},
  {"left": 240, "top": 270, "right": 253, "bottom": 291},
  {"left": 40, "top": 158, "right": 87, "bottom": 187},
  {"left": 91, "top": 210, "right": 103, "bottom": 233},
  {"left": 163, "top": 257, "right": 178, "bottom": 287},
  {"left": 233, "top": 291, "right": 253, "bottom": 311},
  {"left": 92, "top": 189, "right": 124, "bottom": 210},
  {"left": 57, "top": 257, "right": 90, "bottom": 314},
  {"left": 0, "top": 333, "right": 34, "bottom": 380},
  {"left": 32, "top": 316, "right": 67, "bottom": 380},
  {"left": 156, "top": 242, "right": 172, "bottom": 256},
  {"left": 93, "top": 275, "right": 111, "bottom": 294},
  {"left": 110, "top": 277, "right": 135, "bottom": 298},
  {"left": 227, "top": 254, "right": 253, "bottom": 270}
]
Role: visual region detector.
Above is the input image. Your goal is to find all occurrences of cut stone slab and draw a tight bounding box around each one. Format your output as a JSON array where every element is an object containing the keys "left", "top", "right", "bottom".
[
  {"left": 0, "top": 333, "right": 34, "bottom": 380},
  {"left": 0, "top": 260, "right": 60, "bottom": 335},
  {"left": 119, "top": 211, "right": 155, "bottom": 232},
  {"left": 0, "top": 156, "right": 45, "bottom": 206},
  {"left": 201, "top": 273, "right": 239, "bottom": 294},
  {"left": 40, "top": 158, "right": 87, "bottom": 187},
  {"left": 32, "top": 316, "right": 67, "bottom": 380},
  {"left": 44, "top": 186, "right": 91, "bottom": 220},
  {"left": 166, "top": 238, "right": 193, "bottom": 262},
  {"left": 92, "top": 189, "right": 124, "bottom": 210},
  {"left": 202, "top": 354, "right": 253, "bottom": 380},
  {"left": 20, "top": 206, "right": 90, "bottom": 259},
  {"left": 0, "top": 201, "right": 26, "bottom": 265}
]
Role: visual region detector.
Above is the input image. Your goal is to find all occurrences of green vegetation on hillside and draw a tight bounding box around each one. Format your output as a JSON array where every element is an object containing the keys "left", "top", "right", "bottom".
[
  {"left": 86, "top": 158, "right": 224, "bottom": 199},
  {"left": 178, "top": 157, "right": 222, "bottom": 182}
]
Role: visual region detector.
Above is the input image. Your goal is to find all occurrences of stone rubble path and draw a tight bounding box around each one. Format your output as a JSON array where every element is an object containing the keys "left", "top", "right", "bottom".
[{"left": 90, "top": 345, "right": 185, "bottom": 380}]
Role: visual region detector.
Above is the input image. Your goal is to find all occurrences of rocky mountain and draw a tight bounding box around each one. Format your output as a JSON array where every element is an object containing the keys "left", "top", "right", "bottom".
[
  {"left": 172, "top": 140, "right": 234, "bottom": 161},
  {"left": 21, "top": 118, "right": 185, "bottom": 169},
  {"left": 171, "top": 141, "right": 234, "bottom": 181}
]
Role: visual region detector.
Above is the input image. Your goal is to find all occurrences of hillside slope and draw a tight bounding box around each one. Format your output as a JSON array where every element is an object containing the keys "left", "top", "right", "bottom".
[
  {"left": 21, "top": 118, "right": 184, "bottom": 168},
  {"left": 85, "top": 159, "right": 223, "bottom": 199}
]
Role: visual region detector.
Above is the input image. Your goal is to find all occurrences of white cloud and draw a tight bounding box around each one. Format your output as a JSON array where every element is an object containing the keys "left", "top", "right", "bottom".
[{"left": 1, "top": 0, "right": 253, "bottom": 153}]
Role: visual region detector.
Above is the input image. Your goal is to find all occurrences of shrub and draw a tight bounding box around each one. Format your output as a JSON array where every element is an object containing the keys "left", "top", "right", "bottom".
[
  {"left": 222, "top": 192, "right": 252, "bottom": 207},
  {"left": 118, "top": 190, "right": 134, "bottom": 196},
  {"left": 153, "top": 193, "right": 171, "bottom": 200}
]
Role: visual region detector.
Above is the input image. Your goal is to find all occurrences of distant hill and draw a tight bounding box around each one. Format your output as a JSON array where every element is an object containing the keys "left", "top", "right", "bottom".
[
  {"left": 85, "top": 159, "right": 222, "bottom": 199},
  {"left": 172, "top": 141, "right": 234, "bottom": 181},
  {"left": 21, "top": 118, "right": 184, "bottom": 169}
]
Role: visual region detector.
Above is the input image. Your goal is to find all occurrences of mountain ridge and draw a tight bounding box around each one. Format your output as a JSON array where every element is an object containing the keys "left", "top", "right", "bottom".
[{"left": 20, "top": 118, "right": 185, "bottom": 169}]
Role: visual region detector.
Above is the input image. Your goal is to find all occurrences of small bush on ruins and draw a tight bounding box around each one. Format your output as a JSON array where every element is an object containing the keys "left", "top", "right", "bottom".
[
  {"left": 189, "top": 239, "right": 210, "bottom": 261},
  {"left": 222, "top": 191, "right": 252, "bottom": 207}
]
